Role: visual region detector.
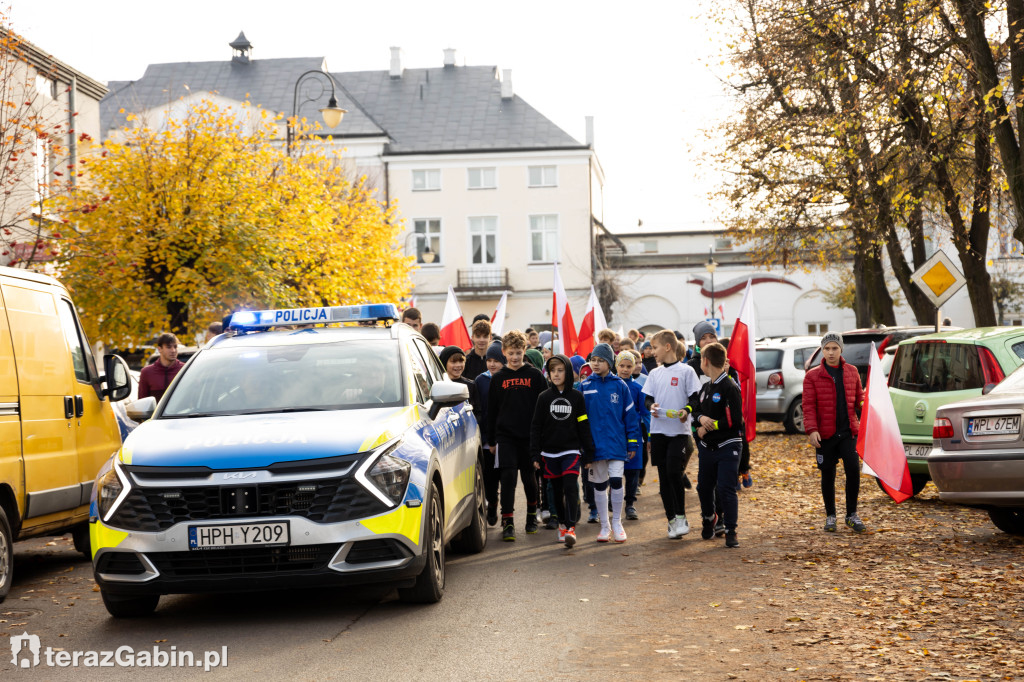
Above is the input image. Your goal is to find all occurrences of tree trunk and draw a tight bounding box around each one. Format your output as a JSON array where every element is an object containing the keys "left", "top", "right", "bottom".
[
  {"left": 167, "top": 300, "right": 190, "bottom": 338},
  {"left": 885, "top": 222, "right": 936, "bottom": 325},
  {"left": 853, "top": 249, "right": 872, "bottom": 328},
  {"left": 864, "top": 242, "right": 897, "bottom": 326}
]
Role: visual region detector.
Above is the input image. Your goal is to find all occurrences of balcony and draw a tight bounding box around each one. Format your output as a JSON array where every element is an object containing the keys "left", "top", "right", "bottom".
[{"left": 454, "top": 268, "right": 512, "bottom": 298}]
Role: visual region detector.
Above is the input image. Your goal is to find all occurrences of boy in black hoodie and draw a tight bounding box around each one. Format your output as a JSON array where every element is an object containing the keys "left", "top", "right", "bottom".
[
  {"left": 530, "top": 354, "right": 595, "bottom": 548},
  {"left": 487, "top": 329, "right": 547, "bottom": 541}
]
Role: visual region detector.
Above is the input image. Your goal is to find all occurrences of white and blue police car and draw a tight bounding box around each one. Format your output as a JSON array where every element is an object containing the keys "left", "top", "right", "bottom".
[{"left": 89, "top": 304, "right": 486, "bottom": 617}]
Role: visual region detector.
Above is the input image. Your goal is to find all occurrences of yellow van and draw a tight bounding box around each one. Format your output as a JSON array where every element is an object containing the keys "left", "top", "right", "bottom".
[{"left": 0, "top": 266, "right": 131, "bottom": 602}]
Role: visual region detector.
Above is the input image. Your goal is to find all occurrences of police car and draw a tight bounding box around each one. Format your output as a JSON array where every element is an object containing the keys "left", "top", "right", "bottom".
[{"left": 89, "top": 304, "right": 486, "bottom": 617}]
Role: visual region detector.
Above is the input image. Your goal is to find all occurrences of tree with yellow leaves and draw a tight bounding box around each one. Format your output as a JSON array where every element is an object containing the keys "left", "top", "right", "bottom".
[{"left": 55, "top": 99, "right": 410, "bottom": 346}]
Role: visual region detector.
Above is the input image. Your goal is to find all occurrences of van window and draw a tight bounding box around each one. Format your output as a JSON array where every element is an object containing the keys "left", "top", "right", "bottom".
[
  {"left": 756, "top": 349, "right": 783, "bottom": 371},
  {"left": 57, "top": 299, "right": 90, "bottom": 382},
  {"left": 890, "top": 342, "right": 983, "bottom": 393}
]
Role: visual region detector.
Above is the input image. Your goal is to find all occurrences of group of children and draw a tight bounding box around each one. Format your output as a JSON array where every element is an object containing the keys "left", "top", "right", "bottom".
[{"left": 428, "top": 313, "right": 870, "bottom": 552}]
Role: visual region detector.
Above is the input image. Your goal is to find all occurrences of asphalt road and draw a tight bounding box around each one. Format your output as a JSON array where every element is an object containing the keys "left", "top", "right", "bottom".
[{"left": 1, "top": 469, "right": 796, "bottom": 681}]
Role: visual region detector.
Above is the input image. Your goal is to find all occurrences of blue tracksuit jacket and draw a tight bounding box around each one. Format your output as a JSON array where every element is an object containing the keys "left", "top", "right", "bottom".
[{"left": 580, "top": 372, "right": 641, "bottom": 462}]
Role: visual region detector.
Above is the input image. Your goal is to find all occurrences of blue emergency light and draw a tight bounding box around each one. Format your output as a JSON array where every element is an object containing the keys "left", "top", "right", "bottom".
[{"left": 227, "top": 304, "right": 400, "bottom": 330}]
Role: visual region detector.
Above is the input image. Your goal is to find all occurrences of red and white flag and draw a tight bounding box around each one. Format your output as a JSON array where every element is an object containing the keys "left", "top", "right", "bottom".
[
  {"left": 407, "top": 295, "right": 417, "bottom": 309},
  {"left": 439, "top": 286, "right": 471, "bottom": 348},
  {"left": 718, "top": 304, "right": 725, "bottom": 319},
  {"left": 726, "top": 279, "right": 757, "bottom": 442},
  {"left": 552, "top": 264, "right": 578, "bottom": 356},
  {"left": 704, "top": 306, "right": 709, "bottom": 318},
  {"left": 576, "top": 286, "right": 607, "bottom": 358},
  {"left": 490, "top": 291, "right": 508, "bottom": 337},
  {"left": 857, "top": 342, "right": 914, "bottom": 503}
]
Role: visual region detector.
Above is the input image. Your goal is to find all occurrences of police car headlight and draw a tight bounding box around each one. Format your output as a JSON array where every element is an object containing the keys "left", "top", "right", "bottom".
[
  {"left": 97, "top": 461, "right": 131, "bottom": 522},
  {"left": 366, "top": 454, "right": 411, "bottom": 506}
]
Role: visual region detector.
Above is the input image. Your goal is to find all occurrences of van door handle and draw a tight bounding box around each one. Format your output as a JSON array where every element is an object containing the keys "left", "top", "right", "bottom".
[
  {"left": 64, "top": 396, "right": 74, "bottom": 419},
  {"left": 74, "top": 395, "right": 84, "bottom": 418}
]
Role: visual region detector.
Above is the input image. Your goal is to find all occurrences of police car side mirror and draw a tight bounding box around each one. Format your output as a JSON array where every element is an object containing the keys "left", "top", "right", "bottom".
[
  {"left": 430, "top": 381, "right": 469, "bottom": 406},
  {"left": 103, "top": 354, "right": 133, "bottom": 402},
  {"left": 126, "top": 396, "right": 157, "bottom": 421}
]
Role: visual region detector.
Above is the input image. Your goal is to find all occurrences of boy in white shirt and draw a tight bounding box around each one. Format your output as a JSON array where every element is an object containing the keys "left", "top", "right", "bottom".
[{"left": 642, "top": 329, "right": 702, "bottom": 539}]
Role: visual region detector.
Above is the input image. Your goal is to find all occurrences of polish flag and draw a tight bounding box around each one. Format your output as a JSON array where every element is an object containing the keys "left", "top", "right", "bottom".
[
  {"left": 704, "top": 306, "right": 709, "bottom": 318},
  {"left": 408, "top": 295, "right": 417, "bottom": 309},
  {"left": 857, "top": 343, "right": 914, "bottom": 503},
  {"left": 439, "top": 286, "right": 471, "bottom": 348},
  {"left": 491, "top": 291, "right": 508, "bottom": 337},
  {"left": 726, "top": 279, "right": 757, "bottom": 442},
  {"left": 552, "top": 263, "right": 578, "bottom": 357},
  {"left": 576, "top": 286, "right": 607, "bottom": 358},
  {"left": 718, "top": 304, "right": 725, "bottom": 319}
]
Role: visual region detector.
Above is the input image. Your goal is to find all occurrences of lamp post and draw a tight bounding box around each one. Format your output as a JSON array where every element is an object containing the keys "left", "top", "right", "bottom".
[
  {"left": 405, "top": 232, "right": 435, "bottom": 264},
  {"left": 286, "top": 70, "right": 348, "bottom": 156},
  {"left": 706, "top": 247, "right": 718, "bottom": 322}
]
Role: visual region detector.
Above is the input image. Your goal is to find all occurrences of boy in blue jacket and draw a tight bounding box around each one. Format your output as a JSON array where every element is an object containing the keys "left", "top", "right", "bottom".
[{"left": 580, "top": 343, "right": 641, "bottom": 543}]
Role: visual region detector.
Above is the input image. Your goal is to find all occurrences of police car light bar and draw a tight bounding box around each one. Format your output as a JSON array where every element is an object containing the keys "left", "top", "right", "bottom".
[{"left": 227, "top": 304, "right": 400, "bottom": 330}]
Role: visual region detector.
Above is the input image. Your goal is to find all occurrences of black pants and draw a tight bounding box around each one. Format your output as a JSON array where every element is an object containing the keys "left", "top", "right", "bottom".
[
  {"left": 484, "top": 457, "right": 500, "bottom": 513},
  {"left": 549, "top": 474, "right": 580, "bottom": 528},
  {"left": 818, "top": 435, "right": 860, "bottom": 517},
  {"left": 696, "top": 441, "right": 741, "bottom": 532},
  {"left": 651, "top": 433, "right": 690, "bottom": 520},
  {"left": 498, "top": 439, "right": 538, "bottom": 517},
  {"left": 739, "top": 439, "right": 751, "bottom": 474}
]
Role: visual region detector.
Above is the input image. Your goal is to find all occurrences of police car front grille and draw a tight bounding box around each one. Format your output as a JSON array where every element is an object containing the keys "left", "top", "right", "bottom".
[
  {"left": 107, "top": 477, "right": 389, "bottom": 531},
  {"left": 146, "top": 544, "right": 339, "bottom": 577}
]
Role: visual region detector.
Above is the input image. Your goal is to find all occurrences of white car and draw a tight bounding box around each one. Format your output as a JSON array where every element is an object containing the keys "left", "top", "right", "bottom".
[{"left": 755, "top": 336, "right": 822, "bottom": 433}]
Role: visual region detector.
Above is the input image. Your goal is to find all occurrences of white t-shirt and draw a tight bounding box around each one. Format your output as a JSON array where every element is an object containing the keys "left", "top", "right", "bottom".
[{"left": 643, "top": 361, "right": 702, "bottom": 436}]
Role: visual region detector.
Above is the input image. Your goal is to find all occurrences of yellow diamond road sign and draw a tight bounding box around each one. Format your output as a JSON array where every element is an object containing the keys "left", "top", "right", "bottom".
[{"left": 911, "top": 251, "right": 966, "bottom": 308}]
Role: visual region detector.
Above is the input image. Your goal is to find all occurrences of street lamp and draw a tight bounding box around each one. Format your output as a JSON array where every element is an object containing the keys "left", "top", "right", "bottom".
[
  {"left": 286, "top": 70, "right": 348, "bottom": 156},
  {"left": 405, "top": 232, "right": 435, "bottom": 264},
  {"left": 706, "top": 247, "right": 718, "bottom": 321}
]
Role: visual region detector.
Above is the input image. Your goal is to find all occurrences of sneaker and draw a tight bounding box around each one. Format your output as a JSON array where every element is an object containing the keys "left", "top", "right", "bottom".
[
  {"left": 588, "top": 508, "right": 599, "bottom": 524},
  {"left": 557, "top": 525, "right": 566, "bottom": 543},
  {"left": 725, "top": 531, "right": 739, "bottom": 548},
  {"left": 612, "top": 523, "right": 627, "bottom": 543},
  {"left": 544, "top": 515, "right": 559, "bottom": 530},
  {"left": 564, "top": 528, "right": 577, "bottom": 548},
  {"left": 741, "top": 472, "right": 753, "bottom": 488},
  {"left": 675, "top": 515, "right": 691, "bottom": 536},
  {"left": 667, "top": 519, "right": 680, "bottom": 539},
  {"left": 625, "top": 506, "right": 639, "bottom": 520},
  {"left": 846, "top": 513, "right": 866, "bottom": 533},
  {"left": 824, "top": 515, "right": 837, "bottom": 532},
  {"left": 714, "top": 520, "right": 727, "bottom": 538},
  {"left": 502, "top": 520, "right": 516, "bottom": 542},
  {"left": 487, "top": 507, "right": 498, "bottom": 527},
  {"left": 540, "top": 509, "right": 551, "bottom": 522},
  {"left": 701, "top": 514, "right": 717, "bottom": 540},
  {"left": 596, "top": 525, "right": 611, "bottom": 543},
  {"left": 525, "top": 513, "right": 539, "bottom": 534}
]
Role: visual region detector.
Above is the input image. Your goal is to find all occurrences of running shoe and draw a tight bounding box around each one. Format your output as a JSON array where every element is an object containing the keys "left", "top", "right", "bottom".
[
  {"left": 701, "top": 514, "right": 717, "bottom": 540},
  {"left": 525, "top": 513, "right": 539, "bottom": 534},
  {"left": 502, "top": 521, "right": 516, "bottom": 542},
  {"left": 564, "top": 528, "right": 577, "bottom": 548},
  {"left": 596, "top": 525, "right": 611, "bottom": 543},
  {"left": 625, "top": 506, "right": 639, "bottom": 520},
  {"left": 824, "top": 515, "right": 837, "bottom": 532},
  {"left": 612, "top": 523, "right": 627, "bottom": 543},
  {"left": 846, "top": 513, "right": 866, "bottom": 533},
  {"left": 588, "top": 508, "right": 599, "bottom": 524},
  {"left": 725, "top": 531, "right": 739, "bottom": 548}
]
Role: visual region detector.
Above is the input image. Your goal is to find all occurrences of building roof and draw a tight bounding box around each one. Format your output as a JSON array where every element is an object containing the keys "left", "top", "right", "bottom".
[
  {"left": 100, "top": 53, "right": 586, "bottom": 154},
  {"left": 1, "top": 28, "right": 107, "bottom": 101}
]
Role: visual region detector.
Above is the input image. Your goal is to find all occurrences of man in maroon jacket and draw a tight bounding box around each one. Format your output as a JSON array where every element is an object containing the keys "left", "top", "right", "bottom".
[
  {"left": 802, "top": 332, "right": 867, "bottom": 533},
  {"left": 138, "top": 333, "right": 184, "bottom": 402}
]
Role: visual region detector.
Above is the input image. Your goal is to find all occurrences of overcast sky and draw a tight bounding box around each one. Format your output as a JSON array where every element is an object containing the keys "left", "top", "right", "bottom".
[{"left": 9, "top": 0, "right": 733, "bottom": 235}]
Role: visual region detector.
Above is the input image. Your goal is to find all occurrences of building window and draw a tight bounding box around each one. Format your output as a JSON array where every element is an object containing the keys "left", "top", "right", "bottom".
[
  {"left": 412, "top": 169, "right": 441, "bottom": 191},
  {"left": 467, "top": 167, "right": 496, "bottom": 189},
  {"left": 714, "top": 237, "right": 733, "bottom": 251},
  {"left": 529, "top": 215, "right": 559, "bottom": 262},
  {"left": 641, "top": 240, "right": 658, "bottom": 253},
  {"left": 469, "top": 217, "right": 498, "bottom": 265},
  {"left": 528, "top": 165, "right": 557, "bottom": 187},
  {"left": 807, "top": 322, "right": 829, "bottom": 334},
  {"left": 35, "top": 74, "right": 57, "bottom": 100},
  {"left": 414, "top": 219, "right": 442, "bottom": 264}
]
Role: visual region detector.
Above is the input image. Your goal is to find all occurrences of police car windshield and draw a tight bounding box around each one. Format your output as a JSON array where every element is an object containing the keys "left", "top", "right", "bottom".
[{"left": 160, "top": 340, "right": 403, "bottom": 417}]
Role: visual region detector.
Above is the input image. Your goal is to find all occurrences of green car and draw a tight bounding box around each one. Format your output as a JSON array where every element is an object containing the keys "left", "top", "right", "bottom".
[{"left": 888, "top": 328, "right": 1024, "bottom": 496}]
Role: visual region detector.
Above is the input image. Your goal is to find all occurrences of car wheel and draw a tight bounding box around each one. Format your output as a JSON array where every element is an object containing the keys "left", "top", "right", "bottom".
[
  {"left": 783, "top": 396, "right": 804, "bottom": 434},
  {"left": 451, "top": 461, "right": 487, "bottom": 554},
  {"left": 101, "top": 590, "right": 159, "bottom": 618},
  {"left": 987, "top": 508, "right": 1024, "bottom": 535},
  {"left": 0, "top": 506, "right": 13, "bottom": 603},
  {"left": 72, "top": 523, "right": 91, "bottom": 559},
  {"left": 398, "top": 483, "right": 445, "bottom": 603},
  {"left": 875, "top": 473, "right": 929, "bottom": 497}
]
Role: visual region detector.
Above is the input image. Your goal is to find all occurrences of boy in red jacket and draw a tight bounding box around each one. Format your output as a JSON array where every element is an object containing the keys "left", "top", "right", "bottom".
[{"left": 802, "top": 333, "right": 867, "bottom": 533}]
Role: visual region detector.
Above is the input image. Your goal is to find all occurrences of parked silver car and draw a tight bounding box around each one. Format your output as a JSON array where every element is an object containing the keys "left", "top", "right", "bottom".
[
  {"left": 756, "top": 336, "right": 822, "bottom": 433},
  {"left": 928, "top": 364, "right": 1024, "bottom": 535}
]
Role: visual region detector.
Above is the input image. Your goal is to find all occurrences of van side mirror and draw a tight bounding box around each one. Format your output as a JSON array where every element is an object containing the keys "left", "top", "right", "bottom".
[
  {"left": 103, "top": 354, "right": 132, "bottom": 402},
  {"left": 125, "top": 396, "right": 157, "bottom": 421}
]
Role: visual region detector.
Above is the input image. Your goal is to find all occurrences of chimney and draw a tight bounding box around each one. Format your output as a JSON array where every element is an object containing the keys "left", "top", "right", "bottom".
[
  {"left": 443, "top": 48, "right": 456, "bottom": 68},
  {"left": 390, "top": 46, "right": 403, "bottom": 79},
  {"left": 500, "top": 69, "right": 513, "bottom": 100},
  {"left": 585, "top": 116, "right": 594, "bottom": 147}
]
